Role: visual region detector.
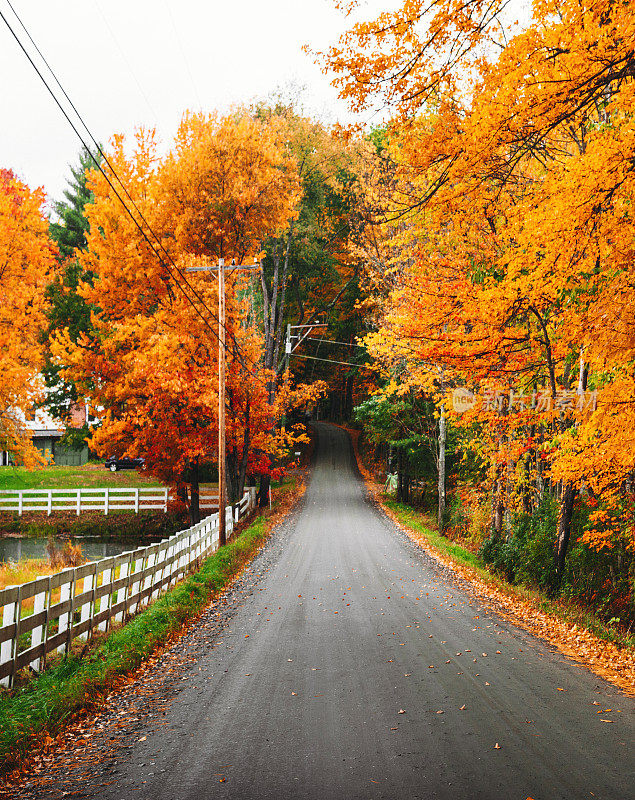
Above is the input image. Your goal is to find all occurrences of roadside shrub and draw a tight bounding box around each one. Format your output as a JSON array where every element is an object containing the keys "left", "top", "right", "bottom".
[
  {"left": 476, "top": 494, "right": 635, "bottom": 625},
  {"left": 446, "top": 495, "right": 469, "bottom": 537},
  {"left": 479, "top": 495, "right": 559, "bottom": 589}
]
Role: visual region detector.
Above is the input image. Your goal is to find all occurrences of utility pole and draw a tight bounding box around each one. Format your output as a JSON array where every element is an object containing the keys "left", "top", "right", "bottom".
[
  {"left": 217, "top": 258, "right": 227, "bottom": 545},
  {"left": 187, "top": 257, "right": 260, "bottom": 546}
]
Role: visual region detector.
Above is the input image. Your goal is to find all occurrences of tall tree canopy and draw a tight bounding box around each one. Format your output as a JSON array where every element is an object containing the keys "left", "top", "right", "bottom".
[
  {"left": 53, "top": 111, "right": 310, "bottom": 520},
  {"left": 324, "top": 0, "right": 635, "bottom": 564},
  {"left": 44, "top": 147, "right": 101, "bottom": 420},
  {"left": 0, "top": 169, "right": 57, "bottom": 466}
]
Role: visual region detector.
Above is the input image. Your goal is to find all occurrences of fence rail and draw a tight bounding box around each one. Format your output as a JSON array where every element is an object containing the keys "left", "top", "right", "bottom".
[
  {"left": 0, "top": 487, "right": 228, "bottom": 516},
  {"left": 0, "top": 486, "right": 257, "bottom": 687}
]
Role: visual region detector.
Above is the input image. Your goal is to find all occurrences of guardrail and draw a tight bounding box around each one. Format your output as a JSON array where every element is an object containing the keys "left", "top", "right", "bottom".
[
  {"left": 0, "top": 488, "right": 226, "bottom": 516},
  {"left": 0, "top": 486, "right": 257, "bottom": 687}
]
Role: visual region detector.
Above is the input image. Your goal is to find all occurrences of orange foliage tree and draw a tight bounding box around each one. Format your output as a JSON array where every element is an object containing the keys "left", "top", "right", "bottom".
[
  {"left": 325, "top": 0, "right": 635, "bottom": 575},
  {"left": 53, "top": 111, "right": 312, "bottom": 522},
  {"left": 0, "top": 169, "right": 57, "bottom": 467}
]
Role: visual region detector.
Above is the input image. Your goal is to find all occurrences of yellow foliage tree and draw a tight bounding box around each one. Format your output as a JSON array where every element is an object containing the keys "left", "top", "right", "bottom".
[{"left": 0, "top": 169, "right": 57, "bottom": 467}]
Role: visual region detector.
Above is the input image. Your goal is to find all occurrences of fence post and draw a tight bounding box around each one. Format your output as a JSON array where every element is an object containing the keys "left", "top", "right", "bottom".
[
  {"left": 167, "top": 539, "right": 176, "bottom": 589},
  {"left": 76, "top": 489, "right": 81, "bottom": 516},
  {"left": 18, "top": 491, "right": 23, "bottom": 516},
  {"left": 135, "top": 488, "right": 139, "bottom": 514},
  {"left": 58, "top": 574, "right": 72, "bottom": 654},
  {"left": 98, "top": 567, "right": 111, "bottom": 632},
  {"left": 129, "top": 554, "right": 141, "bottom": 616},
  {"left": 79, "top": 570, "right": 94, "bottom": 641},
  {"left": 0, "top": 588, "right": 17, "bottom": 688},
  {"left": 30, "top": 577, "right": 49, "bottom": 671},
  {"left": 47, "top": 490, "right": 52, "bottom": 516},
  {"left": 164, "top": 487, "right": 168, "bottom": 512},
  {"left": 152, "top": 544, "right": 166, "bottom": 600},
  {"left": 142, "top": 551, "right": 155, "bottom": 608},
  {"left": 115, "top": 557, "right": 129, "bottom": 623},
  {"left": 104, "top": 488, "right": 109, "bottom": 517}
]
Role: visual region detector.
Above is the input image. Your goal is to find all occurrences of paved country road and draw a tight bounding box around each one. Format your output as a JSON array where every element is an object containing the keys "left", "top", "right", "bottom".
[{"left": 8, "top": 423, "right": 634, "bottom": 800}]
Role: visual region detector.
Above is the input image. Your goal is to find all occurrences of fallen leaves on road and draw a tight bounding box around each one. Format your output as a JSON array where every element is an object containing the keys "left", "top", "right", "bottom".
[
  {"left": 350, "top": 431, "right": 635, "bottom": 696},
  {"left": 376, "top": 487, "right": 634, "bottom": 695}
]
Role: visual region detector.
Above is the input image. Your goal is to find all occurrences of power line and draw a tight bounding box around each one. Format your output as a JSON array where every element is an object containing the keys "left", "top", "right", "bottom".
[
  {"left": 1, "top": 1, "right": 265, "bottom": 381},
  {"left": 289, "top": 353, "right": 376, "bottom": 370},
  {"left": 92, "top": 0, "right": 159, "bottom": 122},
  {"left": 1, "top": 5, "right": 216, "bottom": 338},
  {"left": 162, "top": 0, "right": 202, "bottom": 110},
  {"left": 302, "top": 337, "right": 366, "bottom": 348},
  {"left": 2, "top": 4, "right": 367, "bottom": 390}
]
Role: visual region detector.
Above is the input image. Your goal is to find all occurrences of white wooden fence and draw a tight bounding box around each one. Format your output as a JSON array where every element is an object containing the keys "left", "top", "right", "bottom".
[
  {"left": 0, "top": 487, "right": 257, "bottom": 687},
  {"left": 0, "top": 488, "right": 225, "bottom": 516}
]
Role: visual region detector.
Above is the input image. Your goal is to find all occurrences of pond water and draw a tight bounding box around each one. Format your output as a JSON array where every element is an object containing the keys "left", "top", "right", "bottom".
[{"left": 0, "top": 536, "right": 160, "bottom": 563}]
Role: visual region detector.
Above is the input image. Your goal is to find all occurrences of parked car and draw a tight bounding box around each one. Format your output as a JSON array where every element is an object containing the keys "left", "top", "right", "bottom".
[{"left": 104, "top": 455, "right": 145, "bottom": 472}]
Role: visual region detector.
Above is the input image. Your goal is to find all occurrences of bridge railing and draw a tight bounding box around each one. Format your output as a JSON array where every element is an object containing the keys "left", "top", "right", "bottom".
[{"left": 0, "top": 486, "right": 257, "bottom": 688}]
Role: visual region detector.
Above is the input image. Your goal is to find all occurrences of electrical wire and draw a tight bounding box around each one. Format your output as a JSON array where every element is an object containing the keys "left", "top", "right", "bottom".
[
  {"left": 92, "top": 0, "right": 159, "bottom": 123},
  {"left": 289, "top": 353, "right": 377, "bottom": 370},
  {"left": 302, "top": 337, "right": 366, "bottom": 348},
  {"left": 2, "top": 3, "right": 368, "bottom": 390},
  {"left": 1, "top": 5, "right": 216, "bottom": 337},
  {"left": 162, "top": 0, "right": 202, "bottom": 110},
  {"left": 1, "top": 1, "right": 265, "bottom": 380}
]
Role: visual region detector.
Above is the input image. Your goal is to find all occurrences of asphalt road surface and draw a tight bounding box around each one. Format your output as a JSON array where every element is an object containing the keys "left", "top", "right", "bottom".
[{"left": 13, "top": 423, "right": 634, "bottom": 800}]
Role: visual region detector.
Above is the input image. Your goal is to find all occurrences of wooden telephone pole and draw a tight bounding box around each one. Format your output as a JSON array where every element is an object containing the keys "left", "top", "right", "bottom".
[
  {"left": 217, "top": 258, "right": 227, "bottom": 545},
  {"left": 187, "top": 257, "right": 260, "bottom": 546}
]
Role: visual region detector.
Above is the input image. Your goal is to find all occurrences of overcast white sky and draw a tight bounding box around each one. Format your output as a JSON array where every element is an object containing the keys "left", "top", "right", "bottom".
[{"left": 0, "top": 0, "right": 386, "bottom": 207}]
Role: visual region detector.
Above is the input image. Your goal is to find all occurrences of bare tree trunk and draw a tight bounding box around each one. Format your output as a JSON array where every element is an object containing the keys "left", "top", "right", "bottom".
[
  {"left": 492, "top": 467, "right": 504, "bottom": 535},
  {"left": 189, "top": 457, "right": 200, "bottom": 525},
  {"left": 522, "top": 453, "right": 533, "bottom": 514},
  {"left": 237, "top": 395, "right": 251, "bottom": 500},
  {"left": 226, "top": 450, "right": 238, "bottom": 505},
  {"left": 176, "top": 480, "right": 188, "bottom": 505},
  {"left": 257, "top": 474, "right": 270, "bottom": 508},
  {"left": 555, "top": 483, "right": 576, "bottom": 583},
  {"left": 272, "top": 222, "right": 295, "bottom": 374}
]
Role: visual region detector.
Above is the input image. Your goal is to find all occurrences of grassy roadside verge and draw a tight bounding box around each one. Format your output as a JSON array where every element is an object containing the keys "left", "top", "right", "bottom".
[
  {"left": 342, "top": 423, "right": 635, "bottom": 695},
  {"left": 0, "top": 476, "right": 305, "bottom": 772},
  {"left": 386, "top": 498, "right": 635, "bottom": 649}
]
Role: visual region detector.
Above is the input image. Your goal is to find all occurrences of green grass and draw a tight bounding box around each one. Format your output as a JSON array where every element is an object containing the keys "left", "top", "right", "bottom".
[
  {"left": 0, "top": 513, "right": 271, "bottom": 771},
  {"left": 0, "top": 464, "right": 163, "bottom": 491},
  {"left": 385, "top": 499, "right": 482, "bottom": 570}
]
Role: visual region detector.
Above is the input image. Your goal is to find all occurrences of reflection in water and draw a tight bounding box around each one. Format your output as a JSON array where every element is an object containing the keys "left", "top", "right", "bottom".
[{"left": 0, "top": 536, "right": 157, "bottom": 563}]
